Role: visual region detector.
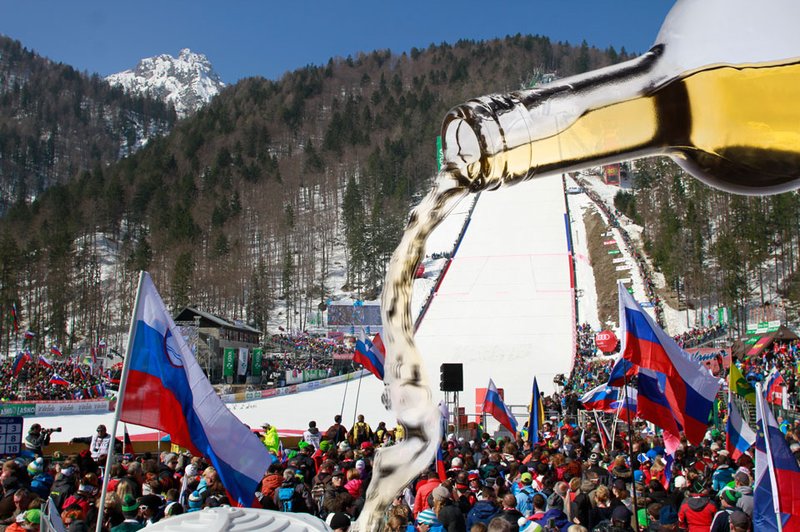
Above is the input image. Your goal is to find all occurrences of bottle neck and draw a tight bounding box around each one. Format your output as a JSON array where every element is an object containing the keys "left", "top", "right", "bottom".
[{"left": 441, "top": 46, "right": 670, "bottom": 191}]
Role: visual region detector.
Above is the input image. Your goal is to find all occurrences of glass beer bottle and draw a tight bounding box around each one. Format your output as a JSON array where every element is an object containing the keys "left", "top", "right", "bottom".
[{"left": 441, "top": 0, "right": 800, "bottom": 195}]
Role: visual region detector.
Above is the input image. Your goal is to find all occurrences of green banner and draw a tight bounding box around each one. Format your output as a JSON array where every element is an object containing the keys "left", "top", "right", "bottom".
[
  {"left": 223, "top": 348, "right": 236, "bottom": 377},
  {"left": 0, "top": 403, "right": 36, "bottom": 417},
  {"left": 251, "top": 348, "right": 263, "bottom": 376},
  {"left": 608, "top": 250, "right": 621, "bottom": 255},
  {"left": 436, "top": 136, "right": 443, "bottom": 172}
]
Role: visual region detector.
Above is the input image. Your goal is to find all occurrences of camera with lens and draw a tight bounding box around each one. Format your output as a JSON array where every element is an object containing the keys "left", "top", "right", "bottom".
[{"left": 43, "top": 427, "right": 62, "bottom": 434}]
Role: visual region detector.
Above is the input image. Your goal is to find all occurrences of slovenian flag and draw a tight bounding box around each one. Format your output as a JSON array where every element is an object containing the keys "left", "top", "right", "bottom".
[
  {"left": 619, "top": 283, "right": 720, "bottom": 446},
  {"left": 24, "top": 329, "right": 35, "bottom": 339},
  {"left": 38, "top": 354, "right": 54, "bottom": 369},
  {"left": 726, "top": 397, "right": 755, "bottom": 460},
  {"left": 483, "top": 378, "right": 517, "bottom": 434},
  {"left": 50, "top": 345, "right": 63, "bottom": 357},
  {"left": 580, "top": 384, "right": 622, "bottom": 412},
  {"left": 354, "top": 331, "right": 385, "bottom": 380},
  {"left": 754, "top": 383, "right": 800, "bottom": 531},
  {"left": 607, "top": 356, "right": 637, "bottom": 387},
  {"left": 12, "top": 351, "right": 31, "bottom": 376},
  {"left": 119, "top": 272, "right": 272, "bottom": 506},
  {"left": 435, "top": 446, "right": 447, "bottom": 482},
  {"left": 49, "top": 373, "right": 70, "bottom": 386}
]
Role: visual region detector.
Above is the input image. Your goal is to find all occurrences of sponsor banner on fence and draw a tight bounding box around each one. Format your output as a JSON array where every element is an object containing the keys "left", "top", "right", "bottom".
[
  {"left": 618, "top": 278, "right": 632, "bottom": 284},
  {"left": 0, "top": 403, "right": 36, "bottom": 417},
  {"left": 245, "top": 390, "right": 262, "bottom": 401},
  {"left": 615, "top": 265, "right": 632, "bottom": 271},
  {"left": 333, "top": 352, "right": 354, "bottom": 360},
  {"left": 608, "top": 250, "right": 621, "bottom": 255},
  {"left": 285, "top": 370, "right": 303, "bottom": 385},
  {"left": 34, "top": 400, "right": 108, "bottom": 416},
  {"left": 603, "top": 240, "right": 616, "bottom": 245},
  {"left": 612, "top": 257, "right": 627, "bottom": 264}
]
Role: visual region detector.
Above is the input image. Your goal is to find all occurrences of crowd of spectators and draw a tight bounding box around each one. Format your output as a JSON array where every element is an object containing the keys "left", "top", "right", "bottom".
[
  {"left": 7, "top": 399, "right": 799, "bottom": 532},
  {"left": 740, "top": 339, "right": 799, "bottom": 410},
  {"left": 576, "top": 179, "right": 665, "bottom": 327},
  {"left": 0, "top": 355, "right": 106, "bottom": 403},
  {"left": 672, "top": 325, "right": 728, "bottom": 350}
]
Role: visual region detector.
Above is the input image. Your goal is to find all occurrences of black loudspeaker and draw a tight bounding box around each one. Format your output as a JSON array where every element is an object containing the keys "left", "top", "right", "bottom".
[{"left": 440, "top": 363, "right": 463, "bottom": 392}]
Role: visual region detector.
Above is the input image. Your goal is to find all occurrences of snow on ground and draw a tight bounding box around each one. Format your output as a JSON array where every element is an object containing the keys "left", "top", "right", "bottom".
[
  {"left": 568, "top": 192, "right": 601, "bottom": 331},
  {"left": 39, "top": 175, "right": 579, "bottom": 441},
  {"left": 414, "top": 175, "right": 575, "bottom": 424}
]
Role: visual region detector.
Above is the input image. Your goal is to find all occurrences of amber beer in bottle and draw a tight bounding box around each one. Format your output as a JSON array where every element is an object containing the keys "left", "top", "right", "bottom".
[{"left": 441, "top": 0, "right": 800, "bottom": 195}]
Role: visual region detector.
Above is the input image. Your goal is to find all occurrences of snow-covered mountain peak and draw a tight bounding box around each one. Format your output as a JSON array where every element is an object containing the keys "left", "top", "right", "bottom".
[{"left": 106, "top": 48, "right": 225, "bottom": 118}]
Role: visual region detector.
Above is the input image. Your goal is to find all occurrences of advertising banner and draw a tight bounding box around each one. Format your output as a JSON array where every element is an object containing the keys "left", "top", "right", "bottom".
[
  {"left": 223, "top": 348, "right": 236, "bottom": 377},
  {"left": 237, "top": 348, "right": 249, "bottom": 376},
  {"left": 0, "top": 403, "right": 36, "bottom": 417},
  {"left": 35, "top": 400, "right": 108, "bottom": 416},
  {"left": 251, "top": 348, "right": 263, "bottom": 376}
]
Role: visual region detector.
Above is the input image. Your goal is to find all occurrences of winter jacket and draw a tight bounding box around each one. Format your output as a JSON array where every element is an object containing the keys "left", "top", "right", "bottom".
[
  {"left": 259, "top": 473, "right": 283, "bottom": 509},
  {"left": 678, "top": 495, "right": 717, "bottom": 532},
  {"left": 712, "top": 466, "right": 734, "bottom": 492},
  {"left": 735, "top": 485, "right": 754, "bottom": 517},
  {"left": 303, "top": 427, "right": 322, "bottom": 449},
  {"left": 49, "top": 474, "right": 77, "bottom": 512},
  {"left": 437, "top": 501, "right": 467, "bottom": 532},
  {"left": 413, "top": 478, "right": 441, "bottom": 517},
  {"left": 466, "top": 500, "right": 499, "bottom": 530},
  {"left": 263, "top": 427, "right": 280, "bottom": 455}
]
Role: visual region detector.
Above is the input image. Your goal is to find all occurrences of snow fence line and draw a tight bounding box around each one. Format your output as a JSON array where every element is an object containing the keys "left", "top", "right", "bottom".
[
  {"left": 218, "top": 370, "right": 368, "bottom": 403},
  {"left": 0, "top": 399, "right": 110, "bottom": 417},
  {"left": 1, "top": 372, "right": 369, "bottom": 418}
]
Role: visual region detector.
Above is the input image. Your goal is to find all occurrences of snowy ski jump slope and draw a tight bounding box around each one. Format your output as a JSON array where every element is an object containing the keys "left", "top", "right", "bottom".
[{"left": 39, "top": 177, "right": 575, "bottom": 440}]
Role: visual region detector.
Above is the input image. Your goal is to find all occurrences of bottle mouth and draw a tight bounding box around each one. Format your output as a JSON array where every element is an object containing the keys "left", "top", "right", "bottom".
[{"left": 441, "top": 113, "right": 483, "bottom": 187}]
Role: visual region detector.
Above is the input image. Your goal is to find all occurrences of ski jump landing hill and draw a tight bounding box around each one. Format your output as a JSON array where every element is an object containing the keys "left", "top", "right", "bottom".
[{"left": 35, "top": 176, "right": 577, "bottom": 440}]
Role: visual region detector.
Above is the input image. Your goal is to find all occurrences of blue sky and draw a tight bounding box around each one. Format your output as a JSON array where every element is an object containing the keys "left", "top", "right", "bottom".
[{"left": 0, "top": 1, "right": 674, "bottom": 83}]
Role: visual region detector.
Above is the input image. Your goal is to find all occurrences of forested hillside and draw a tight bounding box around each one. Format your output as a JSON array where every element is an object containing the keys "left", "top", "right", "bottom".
[
  {"left": 0, "top": 36, "right": 177, "bottom": 211},
  {"left": 615, "top": 158, "right": 800, "bottom": 326},
  {"left": 0, "top": 32, "right": 797, "bottom": 355}
]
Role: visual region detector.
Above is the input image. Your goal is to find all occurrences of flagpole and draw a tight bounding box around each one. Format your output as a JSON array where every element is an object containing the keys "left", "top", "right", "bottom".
[
  {"left": 593, "top": 411, "right": 606, "bottom": 453},
  {"left": 755, "top": 382, "right": 784, "bottom": 532},
  {"left": 352, "top": 369, "right": 364, "bottom": 427},
  {"left": 611, "top": 386, "right": 626, "bottom": 453},
  {"left": 95, "top": 271, "right": 146, "bottom": 532},
  {"left": 623, "top": 371, "right": 639, "bottom": 530}
]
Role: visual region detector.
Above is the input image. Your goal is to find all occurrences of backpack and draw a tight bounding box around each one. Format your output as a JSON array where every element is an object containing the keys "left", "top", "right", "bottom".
[
  {"left": 352, "top": 422, "right": 369, "bottom": 444},
  {"left": 517, "top": 486, "right": 537, "bottom": 517},
  {"left": 278, "top": 486, "right": 296, "bottom": 512}
]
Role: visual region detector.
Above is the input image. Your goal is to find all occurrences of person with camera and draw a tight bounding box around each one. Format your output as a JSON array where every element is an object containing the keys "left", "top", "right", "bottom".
[{"left": 24, "top": 424, "right": 59, "bottom": 456}]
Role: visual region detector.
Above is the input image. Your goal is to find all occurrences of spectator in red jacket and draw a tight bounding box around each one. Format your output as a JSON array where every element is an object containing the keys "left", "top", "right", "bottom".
[
  {"left": 413, "top": 471, "right": 441, "bottom": 517},
  {"left": 678, "top": 490, "right": 717, "bottom": 532}
]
